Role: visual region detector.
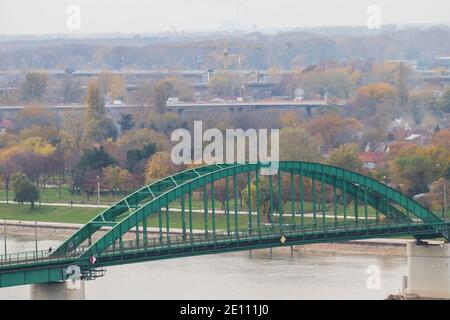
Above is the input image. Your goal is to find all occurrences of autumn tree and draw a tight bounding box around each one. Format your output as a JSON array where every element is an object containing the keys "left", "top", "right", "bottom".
[
  {"left": 61, "top": 75, "right": 82, "bottom": 104},
  {"left": 279, "top": 111, "right": 301, "bottom": 128},
  {"left": 280, "top": 126, "right": 321, "bottom": 162},
  {"left": 152, "top": 77, "right": 193, "bottom": 114},
  {"left": 61, "top": 110, "right": 85, "bottom": 151},
  {"left": 15, "top": 105, "right": 57, "bottom": 132},
  {"left": 429, "top": 178, "right": 450, "bottom": 217},
  {"left": 352, "top": 82, "right": 395, "bottom": 117},
  {"left": 4, "top": 137, "right": 62, "bottom": 188},
  {"left": 438, "top": 87, "right": 450, "bottom": 113},
  {"left": 210, "top": 178, "right": 234, "bottom": 210},
  {"left": 327, "top": 143, "right": 362, "bottom": 172},
  {"left": 84, "top": 79, "right": 117, "bottom": 143},
  {"left": 287, "top": 67, "right": 360, "bottom": 99},
  {"left": 149, "top": 112, "right": 188, "bottom": 135},
  {"left": 102, "top": 165, "right": 137, "bottom": 193},
  {"left": 0, "top": 147, "right": 22, "bottom": 202},
  {"left": 406, "top": 90, "right": 433, "bottom": 125},
  {"left": 145, "top": 152, "right": 181, "bottom": 183},
  {"left": 208, "top": 72, "right": 241, "bottom": 97},
  {"left": 11, "top": 172, "right": 40, "bottom": 209},
  {"left": 388, "top": 146, "right": 437, "bottom": 196},
  {"left": 432, "top": 129, "right": 450, "bottom": 150},
  {"left": 21, "top": 72, "right": 49, "bottom": 102},
  {"left": 119, "top": 113, "right": 135, "bottom": 132},
  {"left": 74, "top": 146, "right": 116, "bottom": 196},
  {"left": 116, "top": 128, "right": 167, "bottom": 151},
  {"left": 99, "top": 72, "right": 125, "bottom": 100},
  {"left": 241, "top": 178, "right": 272, "bottom": 223},
  {"left": 19, "top": 124, "right": 60, "bottom": 145},
  {"left": 396, "top": 62, "right": 410, "bottom": 110},
  {"left": 78, "top": 146, "right": 116, "bottom": 171},
  {"left": 370, "top": 62, "right": 399, "bottom": 83},
  {"left": 126, "top": 142, "right": 156, "bottom": 172},
  {"left": 307, "top": 112, "right": 361, "bottom": 147}
]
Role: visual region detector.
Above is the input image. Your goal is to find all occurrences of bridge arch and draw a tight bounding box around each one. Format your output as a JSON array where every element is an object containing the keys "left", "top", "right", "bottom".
[{"left": 52, "top": 161, "right": 447, "bottom": 260}]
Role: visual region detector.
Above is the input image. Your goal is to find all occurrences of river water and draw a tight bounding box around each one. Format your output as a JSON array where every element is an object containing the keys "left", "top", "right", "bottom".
[{"left": 0, "top": 237, "right": 406, "bottom": 300}]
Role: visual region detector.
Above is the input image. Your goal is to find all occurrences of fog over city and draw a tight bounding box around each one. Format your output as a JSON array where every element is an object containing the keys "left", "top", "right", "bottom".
[{"left": 1, "top": 0, "right": 450, "bottom": 35}]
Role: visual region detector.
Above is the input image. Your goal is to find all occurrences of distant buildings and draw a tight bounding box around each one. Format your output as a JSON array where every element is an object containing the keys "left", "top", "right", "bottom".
[{"left": 359, "top": 152, "right": 387, "bottom": 170}]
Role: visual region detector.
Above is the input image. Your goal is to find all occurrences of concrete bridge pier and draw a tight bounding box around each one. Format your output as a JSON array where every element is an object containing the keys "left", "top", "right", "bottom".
[
  {"left": 404, "top": 241, "right": 450, "bottom": 299},
  {"left": 30, "top": 281, "right": 85, "bottom": 300}
]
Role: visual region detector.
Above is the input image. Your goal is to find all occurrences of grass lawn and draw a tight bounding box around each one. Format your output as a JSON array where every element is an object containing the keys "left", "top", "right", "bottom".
[
  {"left": 145, "top": 212, "right": 342, "bottom": 231},
  {"left": 0, "top": 187, "right": 386, "bottom": 215},
  {"left": 0, "top": 202, "right": 338, "bottom": 230},
  {"left": 0, "top": 203, "right": 102, "bottom": 224},
  {"left": 5, "top": 186, "right": 446, "bottom": 221},
  {"left": 0, "top": 203, "right": 437, "bottom": 241},
  {"left": 0, "top": 187, "right": 127, "bottom": 206}
]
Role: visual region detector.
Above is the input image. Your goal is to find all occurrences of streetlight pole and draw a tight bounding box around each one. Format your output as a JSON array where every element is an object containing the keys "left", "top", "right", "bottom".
[
  {"left": 3, "top": 219, "right": 6, "bottom": 258},
  {"left": 97, "top": 175, "right": 100, "bottom": 207},
  {"left": 444, "top": 179, "right": 447, "bottom": 219},
  {"left": 34, "top": 220, "right": 38, "bottom": 256}
]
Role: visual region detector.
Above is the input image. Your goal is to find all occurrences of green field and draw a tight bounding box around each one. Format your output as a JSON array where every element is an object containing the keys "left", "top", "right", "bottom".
[
  {"left": 0, "top": 202, "right": 346, "bottom": 230},
  {"left": 0, "top": 187, "right": 126, "bottom": 206},
  {"left": 0, "top": 186, "right": 447, "bottom": 228},
  {"left": 0, "top": 186, "right": 390, "bottom": 215},
  {"left": 0, "top": 203, "right": 101, "bottom": 224}
]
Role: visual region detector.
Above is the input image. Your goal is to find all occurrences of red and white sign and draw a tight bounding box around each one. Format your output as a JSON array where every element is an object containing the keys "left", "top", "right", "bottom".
[{"left": 89, "top": 255, "right": 97, "bottom": 265}]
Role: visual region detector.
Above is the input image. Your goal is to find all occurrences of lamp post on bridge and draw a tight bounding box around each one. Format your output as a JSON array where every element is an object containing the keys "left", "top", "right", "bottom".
[
  {"left": 3, "top": 219, "right": 6, "bottom": 258},
  {"left": 444, "top": 179, "right": 447, "bottom": 219},
  {"left": 97, "top": 175, "right": 100, "bottom": 207},
  {"left": 34, "top": 220, "right": 38, "bottom": 255},
  {"left": 437, "top": 163, "right": 447, "bottom": 219}
]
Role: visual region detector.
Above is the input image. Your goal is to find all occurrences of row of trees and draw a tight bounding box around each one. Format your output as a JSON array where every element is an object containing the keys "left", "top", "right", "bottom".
[
  {"left": 1, "top": 64, "right": 450, "bottom": 211},
  {"left": 3, "top": 26, "right": 450, "bottom": 70}
]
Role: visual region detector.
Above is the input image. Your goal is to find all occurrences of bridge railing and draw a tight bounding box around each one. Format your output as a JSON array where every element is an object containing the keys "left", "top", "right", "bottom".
[
  {"left": 1, "top": 219, "right": 446, "bottom": 269},
  {"left": 101, "top": 219, "right": 436, "bottom": 257},
  {"left": 0, "top": 245, "right": 86, "bottom": 269}
]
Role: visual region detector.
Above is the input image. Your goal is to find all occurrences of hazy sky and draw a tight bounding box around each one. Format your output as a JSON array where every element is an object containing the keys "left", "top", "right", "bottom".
[{"left": 1, "top": 0, "right": 450, "bottom": 35}]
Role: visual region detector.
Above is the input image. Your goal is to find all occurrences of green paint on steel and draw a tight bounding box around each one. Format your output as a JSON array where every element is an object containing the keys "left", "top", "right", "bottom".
[
  {"left": 300, "top": 173, "right": 304, "bottom": 226},
  {"left": 225, "top": 175, "right": 230, "bottom": 235},
  {"left": 290, "top": 171, "right": 295, "bottom": 226},
  {"left": 65, "top": 162, "right": 446, "bottom": 259},
  {"left": 2, "top": 161, "right": 446, "bottom": 288},
  {"left": 247, "top": 172, "right": 252, "bottom": 234},
  {"left": 211, "top": 177, "right": 216, "bottom": 237},
  {"left": 256, "top": 168, "right": 261, "bottom": 231}
]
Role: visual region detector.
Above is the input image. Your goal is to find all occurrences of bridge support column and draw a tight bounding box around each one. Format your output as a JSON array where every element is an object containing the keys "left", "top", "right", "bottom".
[
  {"left": 30, "top": 281, "right": 85, "bottom": 300},
  {"left": 404, "top": 242, "right": 450, "bottom": 299}
]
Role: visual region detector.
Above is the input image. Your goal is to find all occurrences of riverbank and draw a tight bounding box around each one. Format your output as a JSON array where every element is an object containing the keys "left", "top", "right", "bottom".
[{"left": 0, "top": 219, "right": 418, "bottom": 256}]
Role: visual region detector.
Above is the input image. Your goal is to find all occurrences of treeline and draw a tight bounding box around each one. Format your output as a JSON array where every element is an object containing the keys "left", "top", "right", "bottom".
[
  {"left": 1, "top": 26, "right": 450, "bottom": 70},
  {"left": 2, "top": 55, "right": 450, "bottom": 211}
]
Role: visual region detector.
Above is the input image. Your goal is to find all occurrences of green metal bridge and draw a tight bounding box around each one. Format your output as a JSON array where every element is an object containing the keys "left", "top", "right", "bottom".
[{"left": 1, "top": 161, "right": 449, "bottom": 288}]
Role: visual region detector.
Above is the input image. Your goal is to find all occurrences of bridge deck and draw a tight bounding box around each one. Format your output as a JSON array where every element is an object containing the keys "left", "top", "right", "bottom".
[{"left": 0, "top": 221, "right": 448, "bottom": 288}]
